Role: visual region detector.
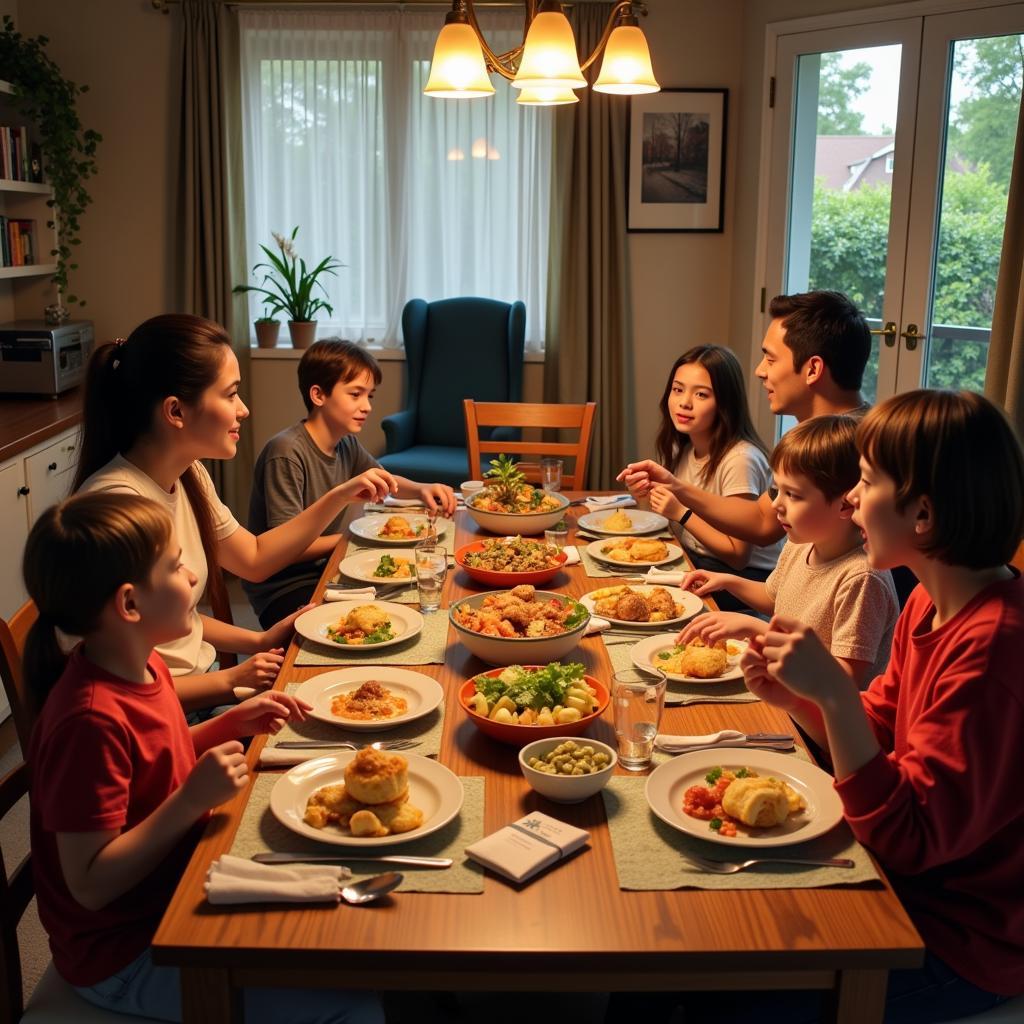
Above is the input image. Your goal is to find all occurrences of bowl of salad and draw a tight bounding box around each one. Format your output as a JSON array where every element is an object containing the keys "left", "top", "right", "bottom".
[
  {"left": 459, "top": 662, "right": 610, "bottom": 744},
  {"left": 449, "top": 586, "right": 590, "bottom": 665},
  {"left": 465, "top": 455, "right": 571, "bottom": 536},
  {"left": 455, "top": 536, "right": 568, "bottom": 587}
]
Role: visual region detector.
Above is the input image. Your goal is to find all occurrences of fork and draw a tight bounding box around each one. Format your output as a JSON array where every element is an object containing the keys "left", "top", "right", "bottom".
[
  {"left": 664, "top": 696, "right": 755, "bottom": 707},
  {"left": 274, "top": 739, "right": 421, "bottom": 751},
  {"left": 685, "top": 853, "right": 855, "bottom": 874}
]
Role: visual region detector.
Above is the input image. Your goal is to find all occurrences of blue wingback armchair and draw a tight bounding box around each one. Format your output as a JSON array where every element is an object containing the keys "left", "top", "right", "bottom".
[{"left": 378, "top": 297, "right": 526, "bottom": 487}]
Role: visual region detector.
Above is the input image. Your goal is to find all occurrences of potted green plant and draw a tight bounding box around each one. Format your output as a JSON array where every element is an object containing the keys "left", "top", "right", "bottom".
[
  {"left": 233, "top": 227, "right": 343, "bottom": 349},
  {"left": 253, "top": 305, "right": 280, "bottom": 349}
]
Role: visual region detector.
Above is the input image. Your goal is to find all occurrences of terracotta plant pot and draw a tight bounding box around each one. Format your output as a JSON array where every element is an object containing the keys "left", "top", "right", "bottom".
[
  {"left": 254, "top": 320, "right": 281, "bottom": 348},
  {"left": 288, "top": 321, "right": 317, "bottom": 349}
]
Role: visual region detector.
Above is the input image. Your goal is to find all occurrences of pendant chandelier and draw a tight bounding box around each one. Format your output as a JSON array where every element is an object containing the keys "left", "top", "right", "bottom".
[{"left": 424, "top": 0, "right": 659, "bottom": 106}]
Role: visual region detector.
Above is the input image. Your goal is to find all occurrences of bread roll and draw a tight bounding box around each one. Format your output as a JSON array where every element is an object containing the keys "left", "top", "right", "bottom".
[{"left": 343, "top": 746, "right": 409, "bottom": 804}]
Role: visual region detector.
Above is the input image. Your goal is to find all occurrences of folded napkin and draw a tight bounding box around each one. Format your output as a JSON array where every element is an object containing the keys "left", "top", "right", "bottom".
[
  {"left": 465, "top": 812, "right": 589, "bottom": 884},
  {"left": 654, "top": 730, "right": 793, "bottom": 754},
  {"left": 584, "top": 494, "right": 637, "bottom": 512},
  {"left": 257, "top": 745, "right": 336, "bottom": 768},
  {"left": 585, "top": 615, "right": 612, "bottom": 636},
  {"left": 324, "top": 586, "right": 377, "bottom": 603},
  {"left": 205, "top": 854, "right": 350, "bottom": 905},
  {"left": 644, "top": 567, "right": 689, "bottom": 587},
  {"left": 562, "top": 546, "right": 581, "bottom": 566}
]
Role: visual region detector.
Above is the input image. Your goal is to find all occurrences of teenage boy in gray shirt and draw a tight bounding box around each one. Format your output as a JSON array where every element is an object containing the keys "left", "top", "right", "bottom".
[{"left": 244, "top": 341, "right": 456, "bottom": 627}]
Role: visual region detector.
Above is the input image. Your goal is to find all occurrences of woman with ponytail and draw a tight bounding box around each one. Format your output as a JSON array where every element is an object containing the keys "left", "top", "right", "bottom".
[
  {"left": 73, "top": 313, "right": 397, "bottom": 711},
  {"left": 25, "top": 492, "right": 379, "bottom": 1022}
]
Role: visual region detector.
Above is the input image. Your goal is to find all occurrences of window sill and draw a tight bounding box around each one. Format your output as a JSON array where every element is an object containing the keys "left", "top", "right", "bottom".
[{"left": 247, "top": 344, "right": 545, "bottom": 363}]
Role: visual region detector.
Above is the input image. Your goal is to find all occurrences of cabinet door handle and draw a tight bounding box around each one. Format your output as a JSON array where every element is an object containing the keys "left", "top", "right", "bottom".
[
  {"left": 17, "top": 486, "right": 30, "bottom": 496},
  {"left": 48, "top": 461, "right": 58, "bottom": 472}
]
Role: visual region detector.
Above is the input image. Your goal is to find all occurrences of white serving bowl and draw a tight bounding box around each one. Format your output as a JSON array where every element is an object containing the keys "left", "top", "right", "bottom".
[
  {"left": 449, "top": 590, "right": 590, "bottom": 666},
  {"left": 465, "top": 490, "right": 571, "bottom": 536},
  {"left": 519, "top": 736, "right": 617, "bottom": 803}
]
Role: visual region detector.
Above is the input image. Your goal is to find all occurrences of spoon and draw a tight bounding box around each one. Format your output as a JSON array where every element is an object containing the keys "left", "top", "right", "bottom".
[{"left": 341, "top": 871, "right": 403, "bottom": 905}]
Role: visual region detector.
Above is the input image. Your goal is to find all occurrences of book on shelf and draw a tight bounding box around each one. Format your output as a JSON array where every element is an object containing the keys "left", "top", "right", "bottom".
[
  {"left": 0, "top": 125, "right": 34, "bottom": 182},
  {"left": 0, "top": 216, "right": 36, "bottom": 267}
]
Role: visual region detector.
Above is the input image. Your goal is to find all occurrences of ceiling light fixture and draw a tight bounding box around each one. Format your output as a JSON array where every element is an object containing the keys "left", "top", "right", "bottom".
[{"left": 424, "top": 0, "right": 659, "bottom": 106}]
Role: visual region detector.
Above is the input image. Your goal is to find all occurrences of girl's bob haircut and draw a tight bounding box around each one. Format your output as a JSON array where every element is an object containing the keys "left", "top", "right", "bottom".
[{"left": 857, "top": 389, "right": 1024, "bottom": 568}]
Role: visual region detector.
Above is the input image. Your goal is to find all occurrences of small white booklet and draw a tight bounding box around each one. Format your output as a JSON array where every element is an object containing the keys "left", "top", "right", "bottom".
[{"left": 465, "top": 811, "right": 590, "bottom": 883}]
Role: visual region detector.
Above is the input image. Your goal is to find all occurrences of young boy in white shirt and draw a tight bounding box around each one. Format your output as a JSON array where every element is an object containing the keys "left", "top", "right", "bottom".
[
  {"left": 245, "top": 340, "right": 455, "bottom": 628},
  {"left": 678, "top": 415, "right": 897, "bottom": 687}
]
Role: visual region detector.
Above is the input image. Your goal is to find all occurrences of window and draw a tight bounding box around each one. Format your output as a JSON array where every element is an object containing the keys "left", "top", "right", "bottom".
[{"left": 239, "top": 9, "right": 554, "bottom": 351}]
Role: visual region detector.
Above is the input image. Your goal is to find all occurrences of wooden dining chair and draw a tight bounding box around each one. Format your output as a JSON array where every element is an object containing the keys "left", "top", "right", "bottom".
[
  {"left": 463, "top": 400, "right": 597, "bottom": 490},
  {"left": 0, "top": 599, "right": 39, "bottom": 756}
]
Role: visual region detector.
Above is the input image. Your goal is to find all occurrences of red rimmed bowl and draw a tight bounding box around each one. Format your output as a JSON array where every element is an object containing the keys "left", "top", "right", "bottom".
[
  {"left": 458, "top": 669, "right": 610, "bottom": 746},
  {"left": 454, "top": 539, "right": 568, "bottom": 588}
]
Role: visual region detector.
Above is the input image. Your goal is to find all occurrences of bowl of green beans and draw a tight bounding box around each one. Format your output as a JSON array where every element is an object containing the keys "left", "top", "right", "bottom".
[{"left": 518, "top": 737, "right": 617, "bottom": 803}]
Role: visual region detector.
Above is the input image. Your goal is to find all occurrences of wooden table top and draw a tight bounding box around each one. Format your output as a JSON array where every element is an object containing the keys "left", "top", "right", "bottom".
[
  {"left": 0, "top": 388, "right": 82, "bottom": 463},
  {"left": 153, "top": 499, "right": 922, "bottom": 992}
]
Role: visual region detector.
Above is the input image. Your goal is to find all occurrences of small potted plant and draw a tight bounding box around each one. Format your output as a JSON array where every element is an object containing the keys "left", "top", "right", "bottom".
[
  {"left": 253, "top": 305, "right": 281, "bottom": 349},
  {"left": 233, "top": 227, "right": 343, "bottom": 349}
]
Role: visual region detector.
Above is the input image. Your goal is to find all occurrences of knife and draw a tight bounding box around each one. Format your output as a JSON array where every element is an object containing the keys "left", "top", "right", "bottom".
[
  {"left": 253, "top": 853, "right": 452, "bottom": 867},
  {"left": 655, "top": 741, "right": 797, "bottom": 755},
  {"left": 658, "top": 730, "right": 794, "bottom": 745},
  {"left": 275, "top": 740, "right": 422, "bottom": 749}
]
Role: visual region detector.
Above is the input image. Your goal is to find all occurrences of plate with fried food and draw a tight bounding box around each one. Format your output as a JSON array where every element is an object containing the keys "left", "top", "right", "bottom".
[
  {"left": 645, "top": 748, "right": 843, "bottom": 847},
  {"left": 630, "top": 633, "right": 748, "bottom": 683},
  {"left": 293, "top": 667, "right": 444, "bottom": 730},
  {"left": 586, "top": 537, "right": 684, "bottom": 568},
  {"left": 295, "top": 601, "right": 424, "bottom": 651},
  {"left": 579, "top": 585, "right": 702, "bottom": 628},
  {"left": 576, "top": 508, "right": 669, "bottom": 536},
  {"left": 270, "top": 747, "right": 464, "bottom": 847},
  {"left": 349, "top": 514, "right": 449, "bottom": 545},
  {"left": 338, "top": 548, "right": 415, "bottom": 584}
]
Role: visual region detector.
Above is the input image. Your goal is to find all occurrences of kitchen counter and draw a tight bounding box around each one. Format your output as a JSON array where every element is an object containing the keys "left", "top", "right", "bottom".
[{"left": 0, "top": 389, "right": 83, "bottom": 463}]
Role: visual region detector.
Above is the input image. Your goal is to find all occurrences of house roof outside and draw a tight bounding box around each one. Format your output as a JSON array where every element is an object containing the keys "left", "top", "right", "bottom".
[{"left": 814, "top": 134, "right": 894, "bottom": 191}]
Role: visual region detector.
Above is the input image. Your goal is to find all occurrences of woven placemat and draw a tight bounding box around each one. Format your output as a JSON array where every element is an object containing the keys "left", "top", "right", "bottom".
[
  {"left": 294, "top": 610, "right": 449, "bottom": 667},
  {"left": 264, "top": 682, "right": 445, "bottom": 758},
  {"left": 230, "top": 773, "right": 485, "bottom": 894},
  {"left": 599, "top": 635, "right": 760, "bottom": 707},
  {"left": 600, "top": 772, "right": 880, "bottom": 891},
  {"left": 579, "top": 547, "right": 686, "bottom": 579}
]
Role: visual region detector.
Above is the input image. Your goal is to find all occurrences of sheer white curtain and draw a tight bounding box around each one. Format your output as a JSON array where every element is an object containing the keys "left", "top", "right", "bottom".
[{"left": 239, "top": 8, "right": 552, "bottom": 350}]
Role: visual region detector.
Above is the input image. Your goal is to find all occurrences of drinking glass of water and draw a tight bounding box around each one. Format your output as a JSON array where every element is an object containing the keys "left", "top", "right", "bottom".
[
  {"left": 612, "top": 668, "right": 667, "bottom": 771},
  {"left": 540, "top": 457, "right": 563, "bottom": 493},
  {"left": 414, "top": 542, "right": 447, "bottom": 613}
]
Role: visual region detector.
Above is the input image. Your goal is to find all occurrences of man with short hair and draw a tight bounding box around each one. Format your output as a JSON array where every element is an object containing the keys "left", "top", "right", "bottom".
[{"left": 619, "top": 290, "right": 871, "bottom": 546}]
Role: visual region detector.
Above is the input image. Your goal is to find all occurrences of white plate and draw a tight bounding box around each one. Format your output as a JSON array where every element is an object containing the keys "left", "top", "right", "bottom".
[
  {"left": 349, "top": 514, "right": 448, "bottom": 546},
  {"left": 293, "top": 668, "right": 443, "bottom": 730},
  {"left": 631, "top": 633, "right": 748, "bottom": 683},
  {"left": 270, "top": 752, "right": 464, "bottom": 847},
  {"left": 580, "top": 586, "right": 702, "bottom": 628},
  {"left": 577, "top": 509, "right": 669, "bottom": 536},
  {"left": 645, "top": 748, "right": 844, "bottom": 848},
  {"left": 295, "top": 601, "right": 424, "bottom": 652},
  {"left": 585, "top": 538, "right": 684, "bottom": 568},
  {"left": 338, "top": 548, "right": 416, "bottom": 584}
]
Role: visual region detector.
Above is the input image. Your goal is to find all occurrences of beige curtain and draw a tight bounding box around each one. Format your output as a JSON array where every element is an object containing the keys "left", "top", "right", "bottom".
[
  {"left": 985, "top": 90, "right": 1024, "bottom": 437},
  {"left": 543, "top": 2, "right": 636, "bottom": 489},
  {"left": 180, "top": 0, "right": 252, "bottom": 516}
]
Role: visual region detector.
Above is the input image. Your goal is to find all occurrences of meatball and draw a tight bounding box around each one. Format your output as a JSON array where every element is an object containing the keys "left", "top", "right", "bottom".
[{"left": 614, "top": 593, "right": 650, "bottom": 621}]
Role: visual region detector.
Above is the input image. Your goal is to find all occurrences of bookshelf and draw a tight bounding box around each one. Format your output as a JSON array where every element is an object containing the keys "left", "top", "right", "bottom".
[{"left": 0, "top": 78, "right": 58, "bottom": 315}]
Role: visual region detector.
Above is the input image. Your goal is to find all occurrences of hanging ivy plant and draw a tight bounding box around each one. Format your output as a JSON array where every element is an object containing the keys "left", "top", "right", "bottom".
[{"left": 0, "top": 15, "right": 101, "bottom": 307}]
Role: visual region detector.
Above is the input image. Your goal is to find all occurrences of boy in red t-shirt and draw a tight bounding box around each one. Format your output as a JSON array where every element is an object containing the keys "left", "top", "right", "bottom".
[{"left": 24, "top": 491, "right": 383, "bottom": 1024}]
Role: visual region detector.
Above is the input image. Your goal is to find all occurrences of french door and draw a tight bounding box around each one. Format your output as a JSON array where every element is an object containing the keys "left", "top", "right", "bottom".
[{"left": 762, "top": 2, "right": 1024, "bottom": 415}]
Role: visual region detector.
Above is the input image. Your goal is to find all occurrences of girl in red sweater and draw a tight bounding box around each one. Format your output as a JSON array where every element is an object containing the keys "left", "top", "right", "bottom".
[{"left": 25, "top": 491, "right": 382, "bottom": 1023}]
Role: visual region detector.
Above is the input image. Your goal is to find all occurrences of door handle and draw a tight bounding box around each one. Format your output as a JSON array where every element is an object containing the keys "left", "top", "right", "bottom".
[
  {"left": 869, "top": 321, "right": 898, "bottom": 347},
  {"left": 900, "top": 323, "right": 923, "bottom": 351}
]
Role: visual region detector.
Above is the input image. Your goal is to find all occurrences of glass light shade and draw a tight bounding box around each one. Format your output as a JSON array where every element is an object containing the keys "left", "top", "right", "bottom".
[
  {"left": 424, "top": 22, "right": 495, "bottom": 98},
  {"left": 593, "top": 25, "right": 660, "bottom": 95},
  {"left": 512, "top": 11, "right": 586, "bottom": 91},
  {"left": 516, "top": 86, "right": 579, "bottom": 106}
]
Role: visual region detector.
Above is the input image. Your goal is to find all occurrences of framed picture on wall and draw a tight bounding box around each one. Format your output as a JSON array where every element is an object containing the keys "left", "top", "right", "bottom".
[{"left": 626, "top": 88, "right": 727, "bottom": 232}]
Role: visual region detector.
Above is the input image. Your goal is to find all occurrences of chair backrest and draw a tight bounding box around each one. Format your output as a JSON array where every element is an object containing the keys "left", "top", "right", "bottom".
[
  {"left": 0, "top": 600, "right": 39, "bottom": 755},
  {"left": 464, "top": 401, "right": 598, "bottom": 490},
  {"left": 403, "top": 297, "right": 526, "bottom": 448},
  {"left": 0, "top": 759, "right": 34, "bottom": 1021}
]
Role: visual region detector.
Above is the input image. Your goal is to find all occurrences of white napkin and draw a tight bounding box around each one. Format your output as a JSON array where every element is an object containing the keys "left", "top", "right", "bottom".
[
  {"left": 257, "top": 746, "right": 332, "bottom": 768},
  {"left": 584, "top": 616, "right": 611, "bottom": 636},
  {"left": 465, "top": 812, "right": 590, "bottom": 884},
  {"left": 584, "top": 494, "right": 637, "bottom": 512},
  {"left": 644, "top": 567, "right": 689, "bottom": 587},
  {"left": 655, "top": 730, "right": 758, "bottom": 754},
  {"left": 324, "top": 586, "right": 377, "bottom": 603},
  {"left": 562, "top": 546, "right": 581, "bottom": 566},
  {"left": 205, "top": 854, "right": 350, "bottom": 905}
]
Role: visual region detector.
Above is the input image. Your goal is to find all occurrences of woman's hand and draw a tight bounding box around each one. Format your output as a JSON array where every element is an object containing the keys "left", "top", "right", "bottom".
[
  {"left": 419, "top": 483, "right": 457, "bottom": 517},
  {"left": 758, "top": 615, "right": 850, "bottom": 707},
  {"left": 224, "top": 691, "right": 311, "bottom": 738},
  {"left": 615, "top": 459, "right": 676, "bottom": 497},
  {"left": 180, "top": 741, "right": 248, "bottom": 814},
  {"left": 677, "top": 569, "right": 730, "bottom": 596},
  {"left": 228, "top": 649, "right": 285, "bottom": 693},
  {"left": 337, "top": 467, "right": 398, "bottom": 504},
  {"left": 677, "top": 611, "right": 757, "bottom": 646},
  {"left": 649, "top": 484, "right": 685, "bottom": 522},
  {"left": 259, "top": 605, "right": 314, "bottom": 651}
]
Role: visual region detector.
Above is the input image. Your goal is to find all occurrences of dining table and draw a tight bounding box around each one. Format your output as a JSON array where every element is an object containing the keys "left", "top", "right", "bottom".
[{"left": 152, "top": 494, "right": 923, "bottom": 1023}]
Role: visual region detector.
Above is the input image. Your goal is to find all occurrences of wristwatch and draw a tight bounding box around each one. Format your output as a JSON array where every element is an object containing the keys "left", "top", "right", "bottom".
[{"left": 678, "top": 509, "right": 693, "bottom": 528}]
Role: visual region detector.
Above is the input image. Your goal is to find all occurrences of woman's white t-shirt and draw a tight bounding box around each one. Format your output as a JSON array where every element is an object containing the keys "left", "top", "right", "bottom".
[
  {"left": 674, "top": 440, "right": 783, "bottom": 571},
  {"left": 78, "top": 455, "right": 240, "bottom": 675}
]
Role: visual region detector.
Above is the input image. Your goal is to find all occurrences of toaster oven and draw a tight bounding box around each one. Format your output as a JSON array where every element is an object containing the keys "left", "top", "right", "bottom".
[{"left": 0, "top": 320, "right": 94, "bottom": 396}]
